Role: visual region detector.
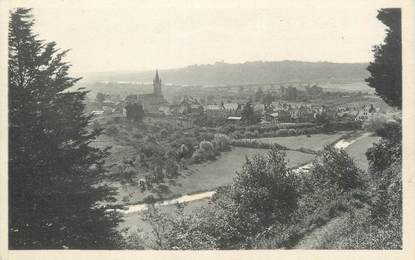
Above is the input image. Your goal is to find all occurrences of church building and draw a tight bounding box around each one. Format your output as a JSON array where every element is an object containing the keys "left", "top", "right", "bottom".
[{"left": 138, "top": 70, "right": 167, "bottom": 113}]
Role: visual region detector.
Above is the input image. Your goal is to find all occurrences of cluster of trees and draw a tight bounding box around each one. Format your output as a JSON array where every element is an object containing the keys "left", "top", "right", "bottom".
[
  {"left": 127, "top": 120, "right": 401, "bottom": 249},
  {"left": 101, "top": 61, "right": 368, "bottom": 85},
  {"left": 125, "top": 144, "right": 369, "bottom": 249},
  {"left": 189, "top": 134, "right": 231, "bottom": 164},
  {"left": 125, "top": 102, "right": 145, "bottom": 122},
  {"left": 108, "top": 129, "right": 232, "bottom": 192},
  {"left": 125, "top": 146, "right": 299, "bottom": 249},
  {"left": 126, "top": 7, "right": 403, "bottom": 250},
  {"left": 253, "top": 85, "right": 325, "bottom": 104},
  {"left": 95, "top": 92, "right": 107, "bottom": 103}
]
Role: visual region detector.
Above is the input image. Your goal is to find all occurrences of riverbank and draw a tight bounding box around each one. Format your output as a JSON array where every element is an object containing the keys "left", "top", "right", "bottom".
[
  {"left": 114, "top": 147, "right": 315, "bottom": 207},
  {"left": 121, "top": 131, "right": 371, "bottom": 215}
]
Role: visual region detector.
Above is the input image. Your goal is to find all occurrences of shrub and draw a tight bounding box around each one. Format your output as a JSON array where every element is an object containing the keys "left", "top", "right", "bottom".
[
  {"left": 213, "top": 133, "right": 231, "bottom": 152},
  {"left": 160, "top": 128, "right": 168, "bottom": 138},
  {"left": 310, "top": 146, "right": 365, "bottom": 193},
  {"left": 125, "top": 124, "right": 133, "bottom": 132},
  {"left": 220, "top": 124, "right": 236, "bottom": 134},
  {"left": 199, "top": 133, "right": 214, "bottom": 142},
  {"left": 106, "top": 125, "right": 119, "bottom": 136},
  {"left": 165, "top": 158, "right": 179, "bottom": 178},
  {"left": 300, "top": 146, "right": 366, "bottom": 217},
  {"left": 233, "top": 147, "right": 298, "bottom": 223},
  {"left": 288, "top": 129, "right": 297, "bottom": 136},
  {"left": 366, "top": 121, "right": 402, "bottom": 222},
  {"left": 91, "top": 120, "right": 102, "bottom": 131},
  {"left": 133, "top": 132, "right": 143, "bottom": 139},
  {"left": 296, "top": 129, "right": 306, "bottom": 135},
  {"left": 232, "top": 140, "right": 287, "bottom": 150},
  {"left": 190, "top": 141, "right": 216, "bottom": 163},
  {"left": 244, "top": 131, "right": 256, "bottom": 138}
]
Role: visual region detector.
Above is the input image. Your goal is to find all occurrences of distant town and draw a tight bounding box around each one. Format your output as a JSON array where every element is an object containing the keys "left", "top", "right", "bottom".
[{"left": 87, "top": 70, "right": 392, "bottom": 127}]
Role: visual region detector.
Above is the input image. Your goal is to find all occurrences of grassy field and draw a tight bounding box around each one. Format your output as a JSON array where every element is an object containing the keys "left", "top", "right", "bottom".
[
  {"left": 344, "top": 133, "right": 380, "bottom": 171},
  {"left": 114, "top": 147, "right": 315, "bottom": 205},
  {"left": 241, "top": 132, "right": 349, "bottom": 151}
]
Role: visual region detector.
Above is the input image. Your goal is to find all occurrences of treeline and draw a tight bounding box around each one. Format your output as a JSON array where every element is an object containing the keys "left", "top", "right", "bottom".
[{"left": 84, "top": 60, "right": 368, "bottom": 85}]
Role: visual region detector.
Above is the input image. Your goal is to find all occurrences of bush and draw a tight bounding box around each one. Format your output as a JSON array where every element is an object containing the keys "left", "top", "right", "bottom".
[
  {"left": 160, "top": 128, "right": 168, "bottom": 138},
  {"left": 366, "top": 121, "right": 402, "bottom": 222},
  {"left": 231, "top": 140, "right": 287, "bottom": 150},
  {"left": 220, "top": 124, "right": 236, "bottom": 134},
  {"left": 288, "top": 128, "right": 297, "bottom": 136},
  {"left": 106, "top": 125, "right": 119, "bottom": 136},
  {"left": 234, "top": 147, "right": 299, "bottom": 223},
  {"left": 199, "top": 133, "right": 214, "bottom": 142},
  {"left": 91, "top": 120, "right": 102, "bottom": 131},
  {"left": 296, "top": 129, "right": 306, "bottom": 135},
  {"left": 165, "top": 158, "right": 179, "bottom": 178},
  {"left": 309, "top": 146, "right": 365, "bottom": 193},
  {"left": 190, "top": 141, "right": 216, "bottom": 163},
  {"left": 133, "top": 132, "right": 143, "bottom": 139},
  {"left": 213, "top": 133, "right": 231, "bottom": 152},
  {"left": 299, "top": 146, "right": 366, "bottom": 217},
  {"left": 244, "top": 131, "right": 256, "bottom": 138}
]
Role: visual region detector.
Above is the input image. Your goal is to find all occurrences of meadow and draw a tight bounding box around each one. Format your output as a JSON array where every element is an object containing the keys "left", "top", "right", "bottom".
[{"left": 113, "top": 147, "right": 315, "bottom": 204}]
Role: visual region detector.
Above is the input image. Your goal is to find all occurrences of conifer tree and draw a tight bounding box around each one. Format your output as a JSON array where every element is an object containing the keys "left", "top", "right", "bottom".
[
  {"left": 9, "top": 8, "right": 122, "bottom": 249},
  {"left": 366, "top": 8, "right": 402, "bottom": 109}
]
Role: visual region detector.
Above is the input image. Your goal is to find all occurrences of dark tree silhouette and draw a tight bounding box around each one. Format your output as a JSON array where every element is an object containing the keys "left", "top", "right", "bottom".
[
  {"left": 8, "top": 8, "right": 123, "bottom": 249},
  {"left": 125, "top": 102, "right": 145, "bottom": 122},
  {"left": 366, "top": 8, "right": 402, "bottom": 109},
  {"left": 96, "top": 92, "right": 105, "bottom": 103},
  {"left": 241, "top": 102, "right": 259, "bottom": 125}
]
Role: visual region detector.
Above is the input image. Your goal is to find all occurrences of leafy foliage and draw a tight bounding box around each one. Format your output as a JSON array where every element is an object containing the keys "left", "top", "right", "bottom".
[
  {"left": 8, "top": 8, "right": 122, "bottom": 249},
  {"left": 366, "top": 121, "right": 402, "bottom": 222},
  {"left": 213, "top": 133, "right": 231, "bottom": 151},
  {"left": 125, "top": 102, "right": 145, "bottom": 122},
  {"left": 366, "top": 8, "right": 402, "bottom": 109},
  {"left": 241, "top": 102, "right": 259, "bottom": 125},
  {"left": 139, "top": 146, "right": 300, "bottom": 249},
  {"left": 231, "top": 147, "right": 299, "bottom": 226},
  {"left": 96, "top": 92, "right": 105, "bottom": 103},
  {"left": 307, "top": 146, "right": 365, "bottom": 194}
]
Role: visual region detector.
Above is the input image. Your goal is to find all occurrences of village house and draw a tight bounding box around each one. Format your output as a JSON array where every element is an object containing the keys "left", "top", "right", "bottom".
[
  {"left": 158, "top": 104, "right": 172, "bottom": 116},
  {"left": 227, "top": 116, "right": 242, "bottom": 122},
  {"left": 222, "top": 102, "right": 240, "bottom": 113},
  {"left": 265, "top": 110, "right": 292, "bottom": 123},
  {"left": 355, "top": 104, "right": 377, "bottom": 121}
]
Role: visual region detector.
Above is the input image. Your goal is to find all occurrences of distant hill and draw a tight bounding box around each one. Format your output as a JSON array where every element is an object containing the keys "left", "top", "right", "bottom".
[{"left": 82, "top": 60, "right": 369, "bottom": 86}]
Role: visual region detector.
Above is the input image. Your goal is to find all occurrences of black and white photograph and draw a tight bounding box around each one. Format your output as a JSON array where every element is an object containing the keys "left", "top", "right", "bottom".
[{"left": 1, "top": 0, "right": 414, "bottom": 257}]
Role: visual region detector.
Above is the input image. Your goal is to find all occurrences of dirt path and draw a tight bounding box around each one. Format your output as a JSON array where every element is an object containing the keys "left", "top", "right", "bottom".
[{"left": 294, "top": 213, "right": 349, "bottom": 249}]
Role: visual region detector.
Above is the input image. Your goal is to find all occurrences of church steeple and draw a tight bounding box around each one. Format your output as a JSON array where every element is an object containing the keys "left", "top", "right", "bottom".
[
  {"left": 155, "top": 69, "right": 160, "bottom": 81},
  {"left": 153, "top": 69, "right": 162, "bottom": 96}
]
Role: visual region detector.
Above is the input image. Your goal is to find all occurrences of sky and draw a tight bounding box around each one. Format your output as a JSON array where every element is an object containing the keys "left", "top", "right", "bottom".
[{"left": 22, "top": 2, "right": 388, "bottom": 73}]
